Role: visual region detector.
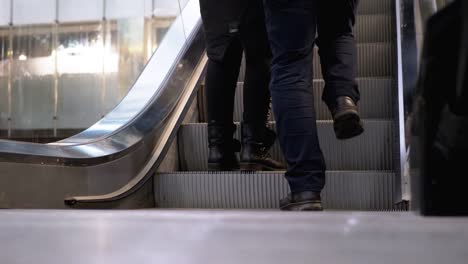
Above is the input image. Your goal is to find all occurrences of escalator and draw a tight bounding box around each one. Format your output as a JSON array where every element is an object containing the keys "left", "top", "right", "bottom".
[
  {"left": 153, "top": 0, "right": 401, "bottom": 210},
  {"left": 0, "top": 0, "right": 403, "bottom": 210}
]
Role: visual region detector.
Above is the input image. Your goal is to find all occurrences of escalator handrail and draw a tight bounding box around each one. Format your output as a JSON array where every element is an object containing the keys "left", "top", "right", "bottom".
[
  {"left": 65, "top": 52, "right": 208, "bottom": 206},
  {"left": 395, "top": 0, "right": 419, "bottom": 203},
  {"left": 0, "top": 0, "right": 202, "bottom": 166}
]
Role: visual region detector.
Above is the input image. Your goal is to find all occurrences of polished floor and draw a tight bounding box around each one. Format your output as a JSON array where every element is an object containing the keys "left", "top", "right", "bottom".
[{"left": 0, "top": 210, "right": 467, "bottom": 264}]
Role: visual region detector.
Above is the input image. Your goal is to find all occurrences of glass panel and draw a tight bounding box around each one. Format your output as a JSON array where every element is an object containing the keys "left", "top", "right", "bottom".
[
  {"left": 149, "top": 17, "right": 173, "bottom": 55},
  {"left": 103, "top": 18, "right": 146, "bottom": 114},
  {"left": 178, "top": 0, "right": 200, "bottom": 36},
  {"left": 0, "top": 0, "right": 10, "bottom": 26},
  {"left": 154, "top": 0, "right": 181, "bottom": 17},
  {"left": 151, "top": 0, "right": 179, "bottom": 53},
  {"left": 10, "top": 25, "right": 55, "bottom": 142},
  {"left": 178, "top": 0, "right": 191, "bottom": 10},
  {"left": 13, "top": 0, "right": 56, "bottom": 25},
  {"left": 105, "top": 0, "right": 147, "bottom": 20},
  {"left": 58, "top": 0, "right": 104, "bottom": 23},
  {"left": 56, "top": 23, "right": 103, "bottom": 135},
  {"left": 144, "top": 0, "right": 154, "bottom": 17}
]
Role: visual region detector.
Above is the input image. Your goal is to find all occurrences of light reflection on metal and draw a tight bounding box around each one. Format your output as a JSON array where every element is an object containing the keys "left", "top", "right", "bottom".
[
  {"left": 53, "top": 21, "right": 59, "bottom": 137},
  {"left": 101, "top": 19, "right": 107, "bottom": 118},
  {"left": 395, "top": 0, "right": 419, "bottom": 203},
  {"left": 7, "top": 25, "right": 12, "bottom": 138},
  {"left": 396, "top": 0, "right": 408, "bottom": 204},
  {"left": 74, "top": 144, "right": 108, "bottom": 157}
]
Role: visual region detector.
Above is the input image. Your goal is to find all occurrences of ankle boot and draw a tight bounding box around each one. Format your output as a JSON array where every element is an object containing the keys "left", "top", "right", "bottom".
[
  {"left": 329, "top": 96, "right": 364, "bottom": 140},
  {"left": 240, "top": 122, "right": 284, "bottom": 171},
  {"left": 208, "top": 122, "right": 241, "bottom": 171}
]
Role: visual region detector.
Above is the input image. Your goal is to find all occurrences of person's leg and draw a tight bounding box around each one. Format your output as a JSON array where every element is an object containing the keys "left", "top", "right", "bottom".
[
  {"left": 241, "top": 0, "right": 271, "bottom": 126},
  {"left": 264, "top": 0, "right": 326, "bottom": 209},
  {"left": 239, "top": 0, "right": 283, "bottom": 170},
  {"left": 201, "top": 0, "right": 244, "bottom": 169},
  {"left": 317, "top": 0, "right": 363, "bottom": 139},
  {"left": 205, "top": 40, "right": 243, "bottom": 128},
  {"left": 205, "top": 39, "right": 244, "bottom": 170}
]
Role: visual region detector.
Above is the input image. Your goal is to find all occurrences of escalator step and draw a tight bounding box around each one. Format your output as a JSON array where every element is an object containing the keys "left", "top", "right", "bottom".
[
  {"left": 355, "top": 15, "right": 393, "bottom": 43},
  {"left": 313, "top": 43, "right": 395, "bottom": 79},
  {"left": 155, "top": 171, "right": 396, "bottom": 210},
  {"left": 357, "top": 0, "right": 393, "bottom": 15},
  {"left": 178, "top": 120, "right": 394, "bottom": 171},
  {"left": 233, "top": 78, "right": 394, "bottom": 122},
  {"left": 240, "top": 43, "right": 395, "bottom": 81}
]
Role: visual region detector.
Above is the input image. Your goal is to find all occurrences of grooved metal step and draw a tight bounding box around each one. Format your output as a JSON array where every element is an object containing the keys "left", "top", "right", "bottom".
[
  {"left": 239, "top": 43, "right": 394, "bottom": 82},
  {"left": 357, "top": 0, "right": 393, "bottom": 15},
  {"left": 355, "top": 15, "right": 393, "bottom": 43},
  {"left": 155, "top": 171, "right": 396, "bottom": 210},
  {"left": 233, "top": 78, "right": 394, "bottom": 122},
  {"left": 313, "top": 43, "right": 395, "bottom": 79},
  {"left": 178, "top": 120, "right": 394, "bottom": 171}
]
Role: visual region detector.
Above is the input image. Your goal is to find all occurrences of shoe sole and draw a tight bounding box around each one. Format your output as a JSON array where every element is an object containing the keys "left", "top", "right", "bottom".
[
  {"left": 280, "top": 201, "right": 323, "bottom": 211},
  {"left": 334, "top": 111, "right": 364, "bottom": 140}
]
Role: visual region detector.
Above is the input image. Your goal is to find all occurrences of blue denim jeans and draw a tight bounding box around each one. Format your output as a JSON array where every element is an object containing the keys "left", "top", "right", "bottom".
[{"left": 264, "top": 0, "right": 360, "bottom": 193}]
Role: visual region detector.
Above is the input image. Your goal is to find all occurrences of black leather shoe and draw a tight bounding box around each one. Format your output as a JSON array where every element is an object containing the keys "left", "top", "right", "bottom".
[
  {"left": 330, "top": 96, "right": 364, "bottom": 140},
  {"left": 208, "top": 122, "right": 241, "bottom": 171},
  {"left": 240, "top": 123, "right": 284, "bottom": 171},
  {"left": 280, "top": 191, "right": 323, "bottom": 211}
]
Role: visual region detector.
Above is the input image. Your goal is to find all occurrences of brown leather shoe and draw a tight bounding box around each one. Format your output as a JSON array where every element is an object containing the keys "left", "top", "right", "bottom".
[{"left": 330, "top": 96, "right": 364, "bottom": 140}]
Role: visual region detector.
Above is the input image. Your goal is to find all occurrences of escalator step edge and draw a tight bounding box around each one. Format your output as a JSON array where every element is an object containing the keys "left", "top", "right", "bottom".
[{"left": 155, "top": 171, "right": 396, "bottom": 210}]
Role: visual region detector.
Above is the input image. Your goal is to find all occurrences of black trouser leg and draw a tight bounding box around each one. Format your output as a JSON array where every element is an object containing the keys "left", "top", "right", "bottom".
[
  {"left": 241, "top": 1, "right": 272, "bottom": 126},
  {"left": 205, "top": 40, "right": 244, "bottom": 170},
  {"left": 264, "top": 0, "right": 326, "bottom": 193},
  {"left": 205, "top": 40, "right": 243, "bottom": 126},
  {"left": 317, "top": 0, "right": 360, "bottom": 106}
]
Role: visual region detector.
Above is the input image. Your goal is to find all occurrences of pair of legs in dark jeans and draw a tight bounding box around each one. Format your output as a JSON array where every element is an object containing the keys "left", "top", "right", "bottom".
[
  {"left": 263, "top": 0, "right": 361, "bottom": 206},
  {"left": 201, "top": 0, "right": 282, "bottom": 170}
]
